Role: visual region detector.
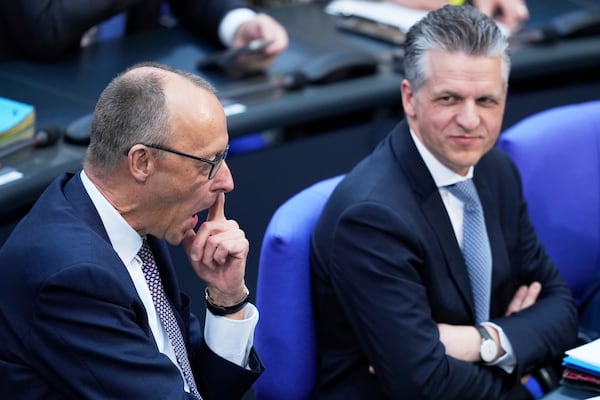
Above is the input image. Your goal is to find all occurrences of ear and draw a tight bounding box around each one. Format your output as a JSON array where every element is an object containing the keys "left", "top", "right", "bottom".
[
  {"left": 400, "top": 79, "right": 416, "bottom": 118},
  {"left": 126, "top": 144, "right": 154, "bottom": 182}
]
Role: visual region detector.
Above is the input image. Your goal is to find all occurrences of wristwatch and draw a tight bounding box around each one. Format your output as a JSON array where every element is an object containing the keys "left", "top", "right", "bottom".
[{"left": 476, "top": 325, "right": 498, "bottom": 363}]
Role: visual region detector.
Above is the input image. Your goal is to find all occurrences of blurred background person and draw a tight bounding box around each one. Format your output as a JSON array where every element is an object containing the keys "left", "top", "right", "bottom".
[
  {"left": 0, "top": 0, "right": 288, "bottom": 74},
  {"left": 387, "top": 0, "right": 529, "bottom": 34}
]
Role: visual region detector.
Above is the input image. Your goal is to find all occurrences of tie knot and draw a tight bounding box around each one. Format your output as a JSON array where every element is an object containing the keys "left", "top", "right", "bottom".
[
  {"left": 138, "top": 239, "right": 159, "bottom": 278},
  {"left": 446, "top": 179, "right": 480, "bottom": 208},
  {"left": 138, "top": 239, "right": 153, "bottom": 263}
]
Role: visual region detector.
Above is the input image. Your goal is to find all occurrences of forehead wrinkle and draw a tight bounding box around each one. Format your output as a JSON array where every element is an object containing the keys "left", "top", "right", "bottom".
[
  {"left": 425, "top": 52, "right": 504, "bottom": 97},
  {"left": 163, "top": 75, "right": 228, "bottom": 156}
]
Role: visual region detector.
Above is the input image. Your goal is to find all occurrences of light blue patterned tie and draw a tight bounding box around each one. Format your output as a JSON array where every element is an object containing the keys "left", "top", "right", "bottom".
[
  {"left": 139, "top": 239, "right": 202, "bottom": 399},
  {"left": 446, "top": 180, "right": 492, "bottom": 323}
]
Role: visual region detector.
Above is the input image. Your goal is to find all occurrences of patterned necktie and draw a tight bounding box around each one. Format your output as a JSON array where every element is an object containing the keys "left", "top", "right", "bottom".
[
  {"left": 446, "top": 180, "right": 492, "bottom": 323},
  {"left": 138, "top": 239, "right": 201, "bottom": 399}
]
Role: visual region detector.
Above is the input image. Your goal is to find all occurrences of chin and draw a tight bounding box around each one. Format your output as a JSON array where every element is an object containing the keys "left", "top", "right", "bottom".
[
  {"left": 164, "top": 236, "right": 181, "bottom": 246},
  {"left": 163, "top": 230, "right": 185, "bottom": 246}
]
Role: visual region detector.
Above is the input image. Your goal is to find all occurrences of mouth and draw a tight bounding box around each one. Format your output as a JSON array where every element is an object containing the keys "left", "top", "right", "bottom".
[{"left": 451, "top": 134, "right": 481, "bottom": 145}]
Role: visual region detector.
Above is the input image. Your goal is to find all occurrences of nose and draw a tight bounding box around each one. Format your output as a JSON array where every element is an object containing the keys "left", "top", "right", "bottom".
[
  {"left": 214, "top": 161, "right": 234, "bottom": 193},
  {"left": 456, "top": 101, "right": 480, "bottom": 131}
]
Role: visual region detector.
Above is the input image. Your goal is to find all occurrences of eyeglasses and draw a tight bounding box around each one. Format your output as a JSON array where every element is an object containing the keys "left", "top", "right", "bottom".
[{"left": 133, "top": 143, "right": 229, "bottom": 180}]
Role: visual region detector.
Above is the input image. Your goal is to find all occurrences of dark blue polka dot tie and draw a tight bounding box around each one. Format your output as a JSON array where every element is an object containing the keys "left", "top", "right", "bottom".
[
  {"left": 446, "top": 180, "right": 492, "bottom": 323},
  {"left": 139, "top": 239, "right": 201, "bottom": 399}
]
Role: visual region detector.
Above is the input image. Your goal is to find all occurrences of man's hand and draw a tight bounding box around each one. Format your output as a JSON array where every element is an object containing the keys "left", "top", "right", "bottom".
[
  {"left": 375, "top": 281, "right": 543, "bottom": 373},
  {"left": 437, "top": 282, "right": 541, "bottom": 361},
  {"left": 474, "top": 0, "right": 529, "bottom": 34},
  {"left": 182, "top": 192, "right": 249, "bottom": 317},
  {"left": 232, "top": 13, "right": 288, "bottom": 73},
  {"left": 504, "top": 281, "right": 541, "bottom": 316}
]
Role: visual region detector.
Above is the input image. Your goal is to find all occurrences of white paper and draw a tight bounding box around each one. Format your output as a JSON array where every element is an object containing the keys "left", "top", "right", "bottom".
[
  {"left": 324, "top": 0, "right": 510, "bottom": 36},
  {"left": 325, "top": 0, "right": 427, "bottom": 32},
  {"left": 566, "top": 338, "right": 600, "bottom": 369},
  {"left": 0, "top": 166, "right": 23, "bottom": 186}
]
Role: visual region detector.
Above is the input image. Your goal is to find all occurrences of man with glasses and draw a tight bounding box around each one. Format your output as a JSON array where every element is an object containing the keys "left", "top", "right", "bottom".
[
  {"left": 0, "top": 1, "right": 289, "bottom": 75},
  {"left": 135, "top": 143, "right": 230, "bottom": 180},
  {"left": 0, "top": 62, "right": 260, "bottom": 399}
]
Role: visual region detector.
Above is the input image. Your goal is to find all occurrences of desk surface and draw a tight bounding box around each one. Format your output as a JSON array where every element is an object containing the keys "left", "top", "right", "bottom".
[
  {"left": 543, "top": 385, "right": 598, "bottom": 399},
  {"left": 0, "top": 4, "right": 399, "bottom": 212},
  {"left": 1, "top": 1, "right": 598, "bottom": 129},
  {"left": 1, "top": 1, "right": 599, "bottom": 213}
]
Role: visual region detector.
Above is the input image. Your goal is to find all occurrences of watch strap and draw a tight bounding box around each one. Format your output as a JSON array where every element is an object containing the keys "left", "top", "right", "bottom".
[
  {"left": 476, "top": 324, "right": 492, "bottom": 341},
  {"left": 205, "top": 286, "right": 250, "bottom": 316}
]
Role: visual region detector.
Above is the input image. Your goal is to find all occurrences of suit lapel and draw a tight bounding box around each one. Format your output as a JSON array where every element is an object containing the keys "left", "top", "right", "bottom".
[
  {"left": 391, "top": 123, "right": 476, "bottom": 320},
  {"left": 63, "top": 172, "right": 163, "bottom": 330},
  {"left": 473, "top": 167, "right": 505, "bottom": 316},
  {"left": 61, "top": 172, "right": 188, "bottom": 341}
]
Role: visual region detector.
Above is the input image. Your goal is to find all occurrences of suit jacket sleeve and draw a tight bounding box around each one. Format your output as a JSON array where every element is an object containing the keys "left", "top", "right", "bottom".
[
  {"left": 25, "top": 258, "right": 259, "bottom": 399},
  {"left": 168, "top": 0, "right": 248, "bottom": 46},
  {"left": 181, "top": 290, "right": 263, "bottom": 400},
  {"left": 483, "top": 152, "right": 579, "bottom": 377},
  {"left": 324, "top": 200, "right": 531, "bottom": 399},
  {"left": 0, "top": 0, "right": 138, "bottom": 60},
  {"left": 0, "top": 0, "right": 247, "bottom": 60},
  {"left": 0, "top": 174, "right": 262, "bottom": 399},
  {"left": 25, "top": 260, "right": 196, "bottom": 399},
  {"left": 312, "top": 141, "right": 577, "bottom": 399}
]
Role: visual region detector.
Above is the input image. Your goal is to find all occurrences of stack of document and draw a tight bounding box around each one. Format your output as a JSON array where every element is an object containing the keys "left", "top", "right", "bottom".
[
  {"left": 325, "top": 0, "right": 427, "bottom": 44},
  {"left": 325, "top": 0, "right": 428, "bottom": 33},
  {"left": 0, "top": 96, "right": 35, "bottom": 148},
  {"left": 562, "top": 338, "right": 600, "bottom": 392},
  {"left": 324, "top": 0, "right": 510, "bottom": 43}
]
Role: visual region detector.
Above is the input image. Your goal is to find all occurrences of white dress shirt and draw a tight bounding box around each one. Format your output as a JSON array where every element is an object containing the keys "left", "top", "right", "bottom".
[
  {"left": 219, "top": 8, "right": 257, "bottom": 47},
  {"left": 80, "top": 170, "right": 258, "bottom": 391},
  {"left": 410, "top": 130, "right": 516, "bottom": 372}
]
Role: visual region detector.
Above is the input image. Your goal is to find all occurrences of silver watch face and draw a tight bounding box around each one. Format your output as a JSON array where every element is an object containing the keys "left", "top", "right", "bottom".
[{"left": 480, "top": 339, "right": 498, "bottom": 362}]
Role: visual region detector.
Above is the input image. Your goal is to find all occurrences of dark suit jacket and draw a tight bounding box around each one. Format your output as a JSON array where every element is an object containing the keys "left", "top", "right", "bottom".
[
  {"left": 0, "top": 172, "right": 262, "bottom": 399},
  {"left": 310, "top": 120, "right": 578, "bottom": 399},
  {"left": 0, "top": 0, "right": 245, "bottom": 61}
]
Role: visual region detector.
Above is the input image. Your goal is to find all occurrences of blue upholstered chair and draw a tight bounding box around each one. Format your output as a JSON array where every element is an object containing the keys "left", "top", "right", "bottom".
[
  {"left": 498, "top": 101, "right": 600, "bottom": 395},
  {"left": 251, "top": 167, "right": 553, "bottom": 398},
  {"left": 253, "top": 175, "right": 344, "bottom": 400},
  {"left": 498, "top": 100, "right": 600, "bottom": 309}
]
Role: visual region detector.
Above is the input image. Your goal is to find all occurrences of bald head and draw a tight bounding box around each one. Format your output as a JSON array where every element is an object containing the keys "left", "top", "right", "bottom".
[{"left": 84, "top": 62, "right": 217, "bottom": 176}]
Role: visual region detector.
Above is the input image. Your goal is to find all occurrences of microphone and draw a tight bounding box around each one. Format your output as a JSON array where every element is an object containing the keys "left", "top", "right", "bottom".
[
  {"left": 217, "top": 71, "right": 308, "bottom": 100},
  {"left": 64, "top": 113, "right": 93, "bottom": 146},
  {"left": 0, "top": 126, "right": 63, "bottom": 160}
]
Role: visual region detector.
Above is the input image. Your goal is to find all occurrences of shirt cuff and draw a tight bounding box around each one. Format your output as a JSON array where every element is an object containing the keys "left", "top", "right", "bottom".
[
  {"left": 218, "top": 8, "right": 257, "bottom": 47},
  {"left": 204, "top": 303, "right": 259, "bottom": 367},
  {"left": 483, "top": 322, "right": 517, "bottom": 373}
]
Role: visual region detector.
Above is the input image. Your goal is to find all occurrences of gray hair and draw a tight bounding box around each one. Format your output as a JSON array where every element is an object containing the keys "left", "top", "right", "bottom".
[
  {"left": 403, "top": 5, "right": 510, "bottom": 92},
  {"left": 84, "top": 62, "right": 215, "bottom": 175}
]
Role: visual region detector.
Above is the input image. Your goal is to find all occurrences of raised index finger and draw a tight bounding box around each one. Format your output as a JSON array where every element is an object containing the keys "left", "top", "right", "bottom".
[{"left": 206, "top": 192, "right": 226, "bottom": 221}]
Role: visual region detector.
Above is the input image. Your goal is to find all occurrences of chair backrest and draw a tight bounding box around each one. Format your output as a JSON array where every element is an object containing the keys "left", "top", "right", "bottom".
[
  {"left": 253, "top": 175, "right": 345, "bottom": 400},
  {"left": 497, "top": 100, "right": 600, "bottom": 305}
]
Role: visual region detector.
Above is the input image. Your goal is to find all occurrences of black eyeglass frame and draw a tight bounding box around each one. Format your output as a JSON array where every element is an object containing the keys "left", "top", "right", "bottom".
[{"left": 127, "top": 143, "right": 230, "bottom": 180}]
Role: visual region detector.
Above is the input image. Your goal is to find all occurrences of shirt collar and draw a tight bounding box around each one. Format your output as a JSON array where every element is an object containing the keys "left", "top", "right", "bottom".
[
  {"left": 80, "top": 170, "right": 143, "bottom": 265},
  {"left": 409, "top": 129, "right": 474, "bottom": 188}
]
